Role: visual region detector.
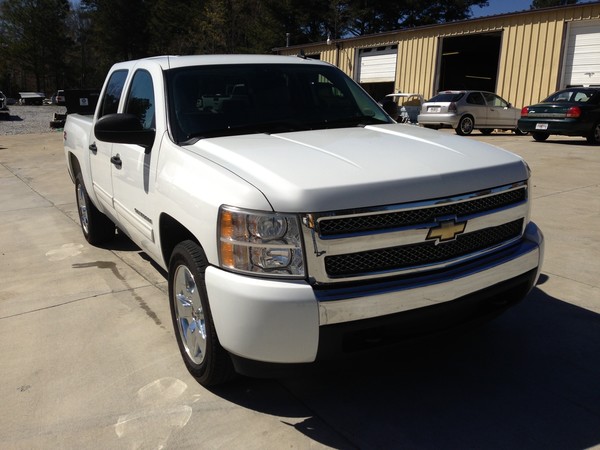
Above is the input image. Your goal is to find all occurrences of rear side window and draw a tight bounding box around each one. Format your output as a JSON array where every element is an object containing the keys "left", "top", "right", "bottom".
[{"left": 98, "top": 70, "right": 128, "bottom": 118}]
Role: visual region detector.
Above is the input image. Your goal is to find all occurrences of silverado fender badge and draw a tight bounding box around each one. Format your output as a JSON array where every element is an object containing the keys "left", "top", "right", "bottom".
[{"left": 426, "top": 219, "right": 467, "bottom": 243}]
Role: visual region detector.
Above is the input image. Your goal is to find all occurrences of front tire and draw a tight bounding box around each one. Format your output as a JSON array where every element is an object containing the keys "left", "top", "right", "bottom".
[
  {"left": 480, "top": 128, "right": 494, "bottom": 135},
  {"left": 532, "top": 132, "right": 549, "bottom": 142},
  {"left": 168, "top": 240, "right": 234, "bottom": 386},
  {"left": 75, "top": 173, "right": 115, "bottom": 245},
  {"left": 586, "top": 122, "right": 600, "bottom": 145},
  {"left": 456, "top": 115, "right": 474, "bottom": 136}
]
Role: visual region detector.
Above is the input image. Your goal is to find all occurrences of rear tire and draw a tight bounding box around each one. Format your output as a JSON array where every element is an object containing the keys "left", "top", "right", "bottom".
[
  {"left": 75, "top": 173, "right": 115, "bottom": 245},
  {"left": 532, "top": 132, "right": 549, "bottom": 142},
  {"left": 456, "top": 116, "right": 474, "bottom": 136},
  {"left": 480, "top": 128, "right": 494, "bottom": 135},
  {"left": 586, "top": 122, "right": 600, "bottom": 145},
  {"left": 514, "top": 128, "right": 527, "bottom": 136},
  {"left": 169, "top": 240, "right": 235, "bottom": 386}
]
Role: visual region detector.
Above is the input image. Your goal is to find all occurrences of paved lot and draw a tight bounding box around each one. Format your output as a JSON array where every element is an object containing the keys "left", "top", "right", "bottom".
[{"left": 1, "top": 129, "right": 599, "bottom": 449}]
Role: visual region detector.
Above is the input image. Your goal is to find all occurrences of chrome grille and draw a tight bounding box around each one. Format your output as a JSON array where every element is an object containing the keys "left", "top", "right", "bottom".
[
  {"left": 324, "top": 219, "right": 523, "bottom": 277},
  {"left": 301, "top": 182, "right": 529, "bottom": 284}
]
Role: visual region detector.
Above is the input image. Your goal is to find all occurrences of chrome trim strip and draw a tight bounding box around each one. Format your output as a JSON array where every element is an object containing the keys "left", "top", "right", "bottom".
[
  {"left": 318, "top": 244, "right": 540, "bottom": 325},
  {"left": 310, "top": 204, "right": 528, "bottom": 255},
  {"left": 305, "top": 181, "right": 527, "bottom": 224}
]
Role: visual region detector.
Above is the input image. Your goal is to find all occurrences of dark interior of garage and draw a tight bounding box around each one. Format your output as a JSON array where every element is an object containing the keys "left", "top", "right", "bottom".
[{"left": 438, "top": 32, "right": 501, "bottom": 93}]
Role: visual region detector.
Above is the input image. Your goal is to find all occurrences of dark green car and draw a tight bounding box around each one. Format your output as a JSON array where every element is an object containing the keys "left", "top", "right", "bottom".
[{"left": 518, "top": 87, "right": 600, "bottom": 144}]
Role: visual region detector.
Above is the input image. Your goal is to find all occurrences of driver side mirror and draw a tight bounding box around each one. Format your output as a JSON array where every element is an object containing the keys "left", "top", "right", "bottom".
[{"left": 94, "top": 113, "right": 155, "bottom": 153}]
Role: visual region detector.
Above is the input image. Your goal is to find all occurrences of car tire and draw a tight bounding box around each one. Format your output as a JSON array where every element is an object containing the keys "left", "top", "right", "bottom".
[
  {"left": 169, "top": 240, "right": 235, "bottom": 387},
  {"left": 456, "top": 116, "right": 474, "bottom": 136},
  {"left": 586, "top": 122, "right": 600, "bottom": 145},
  {"left": 75, "top": 173, "right": 116, "bottom": 245},
  {"left": 532, "top": 132, "right": 549, "bottom": 142},
  {"left": 514, "top": 128, "right": 527, "bottom": 136},
  {"left": 480, "top": 128, "right": 494, "bottom": 135}
]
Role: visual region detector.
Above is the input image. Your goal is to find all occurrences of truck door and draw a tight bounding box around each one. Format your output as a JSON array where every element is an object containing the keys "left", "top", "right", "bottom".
[
  {"left": 110, "top": 69, "right": 158, "bottom": 249},
  {"left": 90, "top": 70, "right": 128, "bottom": 216}
]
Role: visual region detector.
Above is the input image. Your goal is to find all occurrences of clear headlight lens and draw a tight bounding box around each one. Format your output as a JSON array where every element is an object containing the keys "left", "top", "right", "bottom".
[{"left": 218, "top": 206, "right": 304, "bottom": 278}]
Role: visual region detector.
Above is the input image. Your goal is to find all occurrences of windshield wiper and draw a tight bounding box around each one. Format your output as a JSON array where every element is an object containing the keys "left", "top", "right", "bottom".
[{"left": 313, "top": 114, "right": 388, "bottom": 129}]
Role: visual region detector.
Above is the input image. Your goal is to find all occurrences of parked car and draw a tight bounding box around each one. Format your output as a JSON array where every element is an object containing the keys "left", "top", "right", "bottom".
[
  {"left": 518, "top": 87, "right": 600, "bottom": 144},
  {"left": 381, "top": 93, "right": 424, "bottom": 123},
  {"left": 19, "top": 92, "right": 45, "bottom": 105},
  {"left": 418, "top": 90, "right": 524, "bottom": 136},
  {"left": 55, "top": 90, "right": 66, "bottom": 106}
]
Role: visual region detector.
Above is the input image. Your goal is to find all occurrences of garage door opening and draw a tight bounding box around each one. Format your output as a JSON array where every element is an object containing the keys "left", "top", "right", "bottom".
[
  {"left": 438, "top": 32, "right": 501, "bottom": 92},
  {"left": 358, "top": 46, "right": 397, "bottom": 101}
]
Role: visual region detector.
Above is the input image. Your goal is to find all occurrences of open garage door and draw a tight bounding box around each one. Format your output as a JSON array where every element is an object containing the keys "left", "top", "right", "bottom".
[
  {"left": 562, "top": 20, "right": 600, "bottom": 87},
  {"left": 358, "top": 46, "right": 397, "bottom": 101},
  {"left": 437, "top": 32, "right": 501, "bottom": 93}
]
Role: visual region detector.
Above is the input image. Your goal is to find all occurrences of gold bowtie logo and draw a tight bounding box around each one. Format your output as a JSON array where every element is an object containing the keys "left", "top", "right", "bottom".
[{"left": 426, "top": 219, "right": 467, "bottom": 243}]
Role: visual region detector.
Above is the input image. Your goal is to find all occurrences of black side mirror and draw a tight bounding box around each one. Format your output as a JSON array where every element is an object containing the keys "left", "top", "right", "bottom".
[{"left": 94, "top": 113, "right": 155, "bottom": 152}]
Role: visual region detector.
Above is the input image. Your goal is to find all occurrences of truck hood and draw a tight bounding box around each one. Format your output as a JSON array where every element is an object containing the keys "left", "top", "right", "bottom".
[{"left": 187, "top": 124, "right": 528, "bottom": 212}]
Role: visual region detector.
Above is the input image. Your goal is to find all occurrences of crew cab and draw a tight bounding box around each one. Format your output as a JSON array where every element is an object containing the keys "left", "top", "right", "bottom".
[{"left": 63, "top": 55, "right": 544, "bottom": 386}]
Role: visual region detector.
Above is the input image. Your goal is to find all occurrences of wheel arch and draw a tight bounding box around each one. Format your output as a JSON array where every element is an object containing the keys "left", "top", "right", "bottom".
[
  {"left": 159, "top": 213, "right": 202, "bottom": 268},
  {"left": 67, "top": 152, "right": 81, "bottom": 183}
]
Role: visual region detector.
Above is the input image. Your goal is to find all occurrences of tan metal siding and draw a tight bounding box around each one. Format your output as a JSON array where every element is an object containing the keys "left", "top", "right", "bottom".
[{"left": 276, "top": 3, "right": 600, "bottom": 107}]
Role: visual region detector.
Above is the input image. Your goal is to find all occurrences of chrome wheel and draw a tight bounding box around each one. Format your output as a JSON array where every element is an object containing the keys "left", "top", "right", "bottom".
[
  {"left": 76, "top": 182, "right": 90, "bottom": 235},
  {"left": 173, "top": 264, "right": 207, "bottom": 365},
  {"left": 456, "top": 116, "right": 474, "bottom": 135}
]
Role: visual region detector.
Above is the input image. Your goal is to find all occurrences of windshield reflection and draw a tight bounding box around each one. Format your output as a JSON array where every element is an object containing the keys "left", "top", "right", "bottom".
[{"left": 167, "top": 63, "right": 391, "bottom": 143}]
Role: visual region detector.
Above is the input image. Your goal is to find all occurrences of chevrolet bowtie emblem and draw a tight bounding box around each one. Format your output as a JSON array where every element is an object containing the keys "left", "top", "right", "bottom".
[{"left": 426, "top": 219, "right": 467, "bottom": 243}]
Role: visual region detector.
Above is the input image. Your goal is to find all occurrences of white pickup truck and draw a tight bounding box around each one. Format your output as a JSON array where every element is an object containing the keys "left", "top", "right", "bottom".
[{"left": 64, "top": 55, "right": 544, "bottom": 386}]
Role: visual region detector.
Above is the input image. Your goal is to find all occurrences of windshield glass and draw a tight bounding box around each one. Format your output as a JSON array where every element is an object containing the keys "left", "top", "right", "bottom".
[{"left": 166, "top": 63, "right": 391, "bottom": 143}]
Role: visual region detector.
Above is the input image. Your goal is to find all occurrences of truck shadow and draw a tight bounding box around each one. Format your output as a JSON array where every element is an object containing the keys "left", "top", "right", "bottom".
[{"left": 211, "top": 281, "right": 600, "bottom": 449}]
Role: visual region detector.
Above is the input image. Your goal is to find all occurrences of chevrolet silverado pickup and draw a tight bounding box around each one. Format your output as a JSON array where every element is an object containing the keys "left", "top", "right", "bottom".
[{"left": 63, "top": 55, "right": 544, "bottom": 386}]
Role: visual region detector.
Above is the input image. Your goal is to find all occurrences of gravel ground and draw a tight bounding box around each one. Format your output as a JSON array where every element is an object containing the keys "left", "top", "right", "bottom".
[{"left": 0, "top": 104, "right": 68, "bottom": 135}]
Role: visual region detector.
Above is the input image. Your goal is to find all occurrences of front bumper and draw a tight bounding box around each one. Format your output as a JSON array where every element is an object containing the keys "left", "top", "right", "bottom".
[{"left": 205, "top": 221, "right": 544, "bottom": 365}]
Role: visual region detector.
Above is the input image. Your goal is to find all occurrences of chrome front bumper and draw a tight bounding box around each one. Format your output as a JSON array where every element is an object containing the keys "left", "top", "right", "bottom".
[
  {"left": 316, "top": 222, "right": 543, "bottom": 325},
  {"left": 206, "top": 222, "right": 543, "bottom": 364}
]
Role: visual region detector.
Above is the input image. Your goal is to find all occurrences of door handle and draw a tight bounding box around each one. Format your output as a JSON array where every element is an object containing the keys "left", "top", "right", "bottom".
[
  {"left": 89, "top": 142, "right": 97, "bottom": 154},
  {"left": 110, "top": 154, "right": 122, "bottom": 169}
]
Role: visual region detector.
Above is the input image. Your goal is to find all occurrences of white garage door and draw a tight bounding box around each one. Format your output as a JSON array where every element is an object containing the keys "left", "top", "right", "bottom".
[
  {"left": 358, "top": 47, "right": 397, "bottom": 83},
  {"left": 563, "top": 20, "right": 600, "bottom": 87}
]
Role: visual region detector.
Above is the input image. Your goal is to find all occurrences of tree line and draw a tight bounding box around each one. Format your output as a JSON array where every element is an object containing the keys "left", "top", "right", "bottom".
[{"left": 0, "top": 0, "right": 575, "bottom": 97}]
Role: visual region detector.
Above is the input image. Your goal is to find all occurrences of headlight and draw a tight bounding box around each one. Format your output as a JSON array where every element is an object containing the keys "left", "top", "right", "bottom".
[{"left": 218, "top": 206, "right": 305, "bottom": 278}]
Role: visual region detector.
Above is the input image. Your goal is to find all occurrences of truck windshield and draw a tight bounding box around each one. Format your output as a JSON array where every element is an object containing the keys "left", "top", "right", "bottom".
[{"left": 166, "top": 63, "right": 392, "bottom": 143}]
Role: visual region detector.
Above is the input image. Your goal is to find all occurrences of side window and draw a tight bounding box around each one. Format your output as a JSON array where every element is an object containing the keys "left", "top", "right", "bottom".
[
  {"left": 573, "top": 91, "right": 590, "bottom": 103},
  {"left": 483, "top": 93, "right": 508, "bottom": 107},
  {"left": 466, "top": 92, "right": 485, "bottom": 105},
  {"left": 125, "top": 70, "right": 155, "bottom": 130},
  {"left": 98, "top": 70, "right": 128, "bottom": 118}
]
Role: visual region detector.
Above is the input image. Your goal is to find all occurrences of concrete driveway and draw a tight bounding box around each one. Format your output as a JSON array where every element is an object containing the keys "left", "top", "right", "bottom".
[{"left": 1, "top": 130, "right": 599, "bottom": 449}]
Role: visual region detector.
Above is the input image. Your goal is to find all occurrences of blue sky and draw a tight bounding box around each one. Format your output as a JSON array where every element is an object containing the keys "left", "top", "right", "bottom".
[{"left": 470, "top": 0, "right": 598, "bottom": 18}]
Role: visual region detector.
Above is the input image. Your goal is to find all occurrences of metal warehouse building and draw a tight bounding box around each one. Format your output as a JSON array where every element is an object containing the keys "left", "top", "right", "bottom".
[{"left": 275, "top": 2, "right": 600, "bottom": 109}]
